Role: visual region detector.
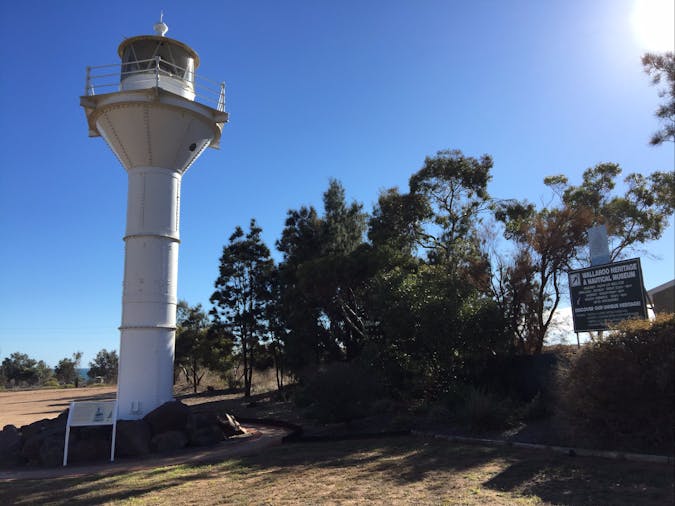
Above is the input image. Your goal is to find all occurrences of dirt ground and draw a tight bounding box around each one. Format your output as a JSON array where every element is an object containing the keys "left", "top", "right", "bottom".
[{"left": 0, "top": 386, "right": 117, "bottom": 427}]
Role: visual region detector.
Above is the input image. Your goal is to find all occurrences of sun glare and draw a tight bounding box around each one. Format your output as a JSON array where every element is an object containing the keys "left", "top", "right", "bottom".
[{"left": 631, "top": 0, "right": 675, "bottom": 52}]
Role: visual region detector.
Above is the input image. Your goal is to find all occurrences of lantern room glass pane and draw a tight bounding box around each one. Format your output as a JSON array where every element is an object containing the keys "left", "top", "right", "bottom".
[{"left": 121, "top": 40, "right": 195, "bottom": 83}]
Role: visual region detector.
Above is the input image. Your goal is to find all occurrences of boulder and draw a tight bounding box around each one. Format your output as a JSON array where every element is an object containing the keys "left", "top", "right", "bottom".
[
  {"left": 20, "top": 432, "right": 45, "bottom": 465},
  {"left": 20, "top": 420, "right": 66, "bottom": 466},
  {"left": 69, "top": 437, "right": 110, "bottom": 464},
  {"left": 188, "top": 412, "right": 218, "bottom": 430},
  {"left": 188, "top": 424, "right": 224, "bottom": 447},
  {"left": 39, "top": 436, "right": 64, "bottom": 467},
  {"left": 143, "top": 401, "right": 191, "bottom": 435},
  {"left": 115, "top": 419, "right": 152, "bottom": 457},
  {"left": 150, "top": 430, "right": 188, "bottom": 453},
  {"left": 0, "top": 425, "right": 21, "bottom": 451},
  {"left": 0, "top": 425, "right": 22, "bottom": 467},
  {"left": 186, "top": 412, "right": 216, "bottom": 446}
]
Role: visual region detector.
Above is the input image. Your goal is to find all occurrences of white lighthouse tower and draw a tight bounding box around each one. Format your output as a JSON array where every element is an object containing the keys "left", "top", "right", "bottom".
[{"left": 81, "top": 17, "right": 228, "bottom": 419}]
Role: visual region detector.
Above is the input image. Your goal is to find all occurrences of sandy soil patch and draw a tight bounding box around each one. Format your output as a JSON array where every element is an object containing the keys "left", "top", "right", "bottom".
[{"left": 0, "top": 387, "right": 116, "bottom": 427}]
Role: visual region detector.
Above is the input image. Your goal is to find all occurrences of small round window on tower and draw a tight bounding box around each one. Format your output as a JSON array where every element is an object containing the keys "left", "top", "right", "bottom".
[{"left": 189, "top": 143, "right": 197, "bottom": 152}]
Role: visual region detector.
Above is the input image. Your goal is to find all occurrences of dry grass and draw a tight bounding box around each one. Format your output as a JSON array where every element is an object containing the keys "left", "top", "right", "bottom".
[
  {"left": 2, "top": 436, "right": 672, "bottom": 505},
  {"left": 2, "top": 370, "right": 673, "bottom": 504},
  {"left": 173, "top": 368, "right": 290, "bottom": 397}
]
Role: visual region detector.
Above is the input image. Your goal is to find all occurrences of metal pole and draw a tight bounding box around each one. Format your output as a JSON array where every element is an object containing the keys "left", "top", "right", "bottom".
[
  {"left": 85, "top": 66, "right": 92, "bottom": 96},
  {"left": 155, "top": 56, "right": 161, "bottom": 88},
  {"left": 218, "top": 82, "right": 226, "bottom": 111}
]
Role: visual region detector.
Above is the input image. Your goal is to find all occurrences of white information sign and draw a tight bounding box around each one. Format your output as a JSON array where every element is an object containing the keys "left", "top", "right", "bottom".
[{"left": 63, "top": 400, "right": 118, "bottom": 466}]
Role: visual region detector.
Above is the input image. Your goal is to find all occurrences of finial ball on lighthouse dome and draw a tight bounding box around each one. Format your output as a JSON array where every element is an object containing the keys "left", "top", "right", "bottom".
[{"left": 153, "top": 11, "right": 169, "bottom": 37}]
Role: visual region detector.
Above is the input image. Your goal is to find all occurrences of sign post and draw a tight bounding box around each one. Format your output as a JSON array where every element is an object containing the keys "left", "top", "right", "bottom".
[
  {"left": 63, "top": 400, "right": 117, "bottom": 466},
  {"left": 568, "top": 258, "right": 647, "bottom": 333}
]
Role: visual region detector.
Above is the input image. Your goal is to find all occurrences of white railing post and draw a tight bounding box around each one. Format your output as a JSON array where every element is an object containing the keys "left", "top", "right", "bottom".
[
  {"left": 218, "top": 82, "right": 226, "bottom": 111},
  {"left": 154, "top": 56, "right": 161, "bottom": 88},
  {"left": 85, "top": 66, "right": 92, "bottom": 95}
]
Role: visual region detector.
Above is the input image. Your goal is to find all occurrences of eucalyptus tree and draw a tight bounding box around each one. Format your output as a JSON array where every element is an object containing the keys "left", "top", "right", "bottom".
[
  {"left": 495, "top": 163, "right": 674, "bottom": 353},
  {"left": 642, "top": 51, "right": 675, "bottom": 145},
  {"left": 1, "top": 352, "right": 49, "bottom": 387},
  {"left": 409, "top": 149, "right": 492, "bottom": 267},
  {"left": 494, "top": 203, "right": 590, "bottom": 353},
  {"left": 87, "top": 349, "right": 119, "bottom": 384},
  {"left": 55, "top": 352, "right": 83, "bottom": 386},
  {"left": 545, "top": 163, "right": 675, "bottom": 262}
]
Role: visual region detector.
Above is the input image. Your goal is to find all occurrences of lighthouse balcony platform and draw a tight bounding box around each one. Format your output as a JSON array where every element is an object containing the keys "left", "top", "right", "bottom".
[{"left": 83, "top": 56, "right": 226, "bottom": 112}]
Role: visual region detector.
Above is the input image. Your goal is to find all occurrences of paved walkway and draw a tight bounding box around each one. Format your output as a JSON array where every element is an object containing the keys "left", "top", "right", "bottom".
[{"left": 0, "top": 424, "right": 290, "bottom": 482}]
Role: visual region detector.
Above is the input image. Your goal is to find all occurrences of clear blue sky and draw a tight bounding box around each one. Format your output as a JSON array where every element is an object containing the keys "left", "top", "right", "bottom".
[{"left": 0, "top": 0, "right": 673, "bottom": 367}]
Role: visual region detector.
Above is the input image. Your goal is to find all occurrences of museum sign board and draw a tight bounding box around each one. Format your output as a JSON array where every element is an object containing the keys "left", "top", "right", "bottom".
[{"left": 568, "top": 258, "right": 647, "bottom": 332}]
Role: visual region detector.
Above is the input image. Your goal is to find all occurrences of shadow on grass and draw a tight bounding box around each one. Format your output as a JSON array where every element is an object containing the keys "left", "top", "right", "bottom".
[
  {"left": 1, "top": 437, "right": 672, "bottom": 505},
  {"left": 3, "top": 386, "right": 673, "bottom": 506},
  {"left": 0, "top": 465, "right": 229, "bottom": 506},
  {"left": 483, "top": 451, "right": 673, "bottom": 505},
  {"left": 234, "top": 438, "right": 673, "bottom": 505}
]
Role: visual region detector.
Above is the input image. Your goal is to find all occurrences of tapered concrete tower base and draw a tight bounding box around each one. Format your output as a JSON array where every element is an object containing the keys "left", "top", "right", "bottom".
[
  {"left": 117, "top": 165, "right": 183, "bottom": 417},
  {"left": 81, "top": 25, "right": 227, "bottom": 419}
]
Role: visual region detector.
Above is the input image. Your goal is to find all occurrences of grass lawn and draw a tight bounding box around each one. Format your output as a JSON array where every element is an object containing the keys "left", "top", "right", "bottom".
[{"left": 2, "top": 436, "right": 672, "bottom": 505}]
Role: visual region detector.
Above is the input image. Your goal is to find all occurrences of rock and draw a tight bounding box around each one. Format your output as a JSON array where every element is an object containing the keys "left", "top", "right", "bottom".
[
  {"left": 21, "top": 433, "right": 45, "bottom": 465},
  {"left": 0, "top": 425, "right": 21, "bottom": 452},
  {"left": 143, "top": 401, "right": 191, "bottom": 435},
  {"left": 19, "top": 411, "right": 67, "bottom": 445},
  {"left": 39, "top": 436, "right": 64, "bottom": 467},
  {"left": 69, "top": 437, "right": 111, "bottom": 464},
  {"left": 0, "top": 425, "right": 22, "bottom": 467},
  {"left": 188, "top": 425, "right": 224, "bottom": 446},
  {"left": 217, "top": 413, "right": 246, "bottom": 437},
  {"left": 151, "top": 430, "right": 188, "bottom": 453},
  {"left": 21, "top": 420, "right": 66, "bottom": 466},
  {"left": 188, "top": 412, "right": 218, "bottom": 430},
  {"left": 186, "top": 412, "right": 225, "bottom": 446},
  {"left": 115, "top": 419, "right": 152, "bottom": 457}
]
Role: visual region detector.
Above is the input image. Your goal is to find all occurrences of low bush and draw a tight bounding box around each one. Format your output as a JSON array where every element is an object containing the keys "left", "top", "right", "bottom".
[
  {"left": 453, "top": 385, "right": 516, "bottom": 431},
  {"left": 519, "top": 390, "right": 550, "bottom": 421},
  {"left": 42, "top": 378, "right": 60, "bottom": 388},
  {"left": 556, "top": 314, "right": 675, "bottom": 454},
  {"left": 296, "top": 362, "right": 383, "bottom": 423}
]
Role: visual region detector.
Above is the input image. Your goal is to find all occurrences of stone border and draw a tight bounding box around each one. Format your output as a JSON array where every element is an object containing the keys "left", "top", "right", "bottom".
[
  {"left": 412, "top": 430, "right": 674, "bottom": 464},
  {"left": 229, "top": 418, "right": 674, "bottom": 464}
]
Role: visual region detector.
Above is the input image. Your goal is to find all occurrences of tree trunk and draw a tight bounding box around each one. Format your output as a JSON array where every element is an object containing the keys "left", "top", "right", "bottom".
[
  {"left": 192, "top": 356, "right": 198, "bottom": 394},
  {"left": 242, "top": 335, "right": 251, "bottom": 398},
  {"left": 273, "top": 343, "right": 284, "bottom": 391}
]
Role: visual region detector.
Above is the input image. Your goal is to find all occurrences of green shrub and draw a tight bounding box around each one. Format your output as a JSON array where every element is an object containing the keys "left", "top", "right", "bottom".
[
  {"left": 42, "top": 378, "right": 60, "bottom": 388},
  {"left": 453, "top": 386, "right": 516, "bottom": 431},
  {"left": 556, "top": 314, "right": 675, "bottom": 454},
  {"left": 520, "top": 390, "right": 550, "bottom": 421},
  {"left": 222, "top": 370, "right": 243, "bottom": 390},
  {"left": 297, "top": 362, "right": 383, "bottom": 423}
]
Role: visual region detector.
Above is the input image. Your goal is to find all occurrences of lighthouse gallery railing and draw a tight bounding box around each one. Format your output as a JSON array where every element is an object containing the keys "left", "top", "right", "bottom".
[{"left": 84, "top": 56, "right": 226, "bottom": 112}]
